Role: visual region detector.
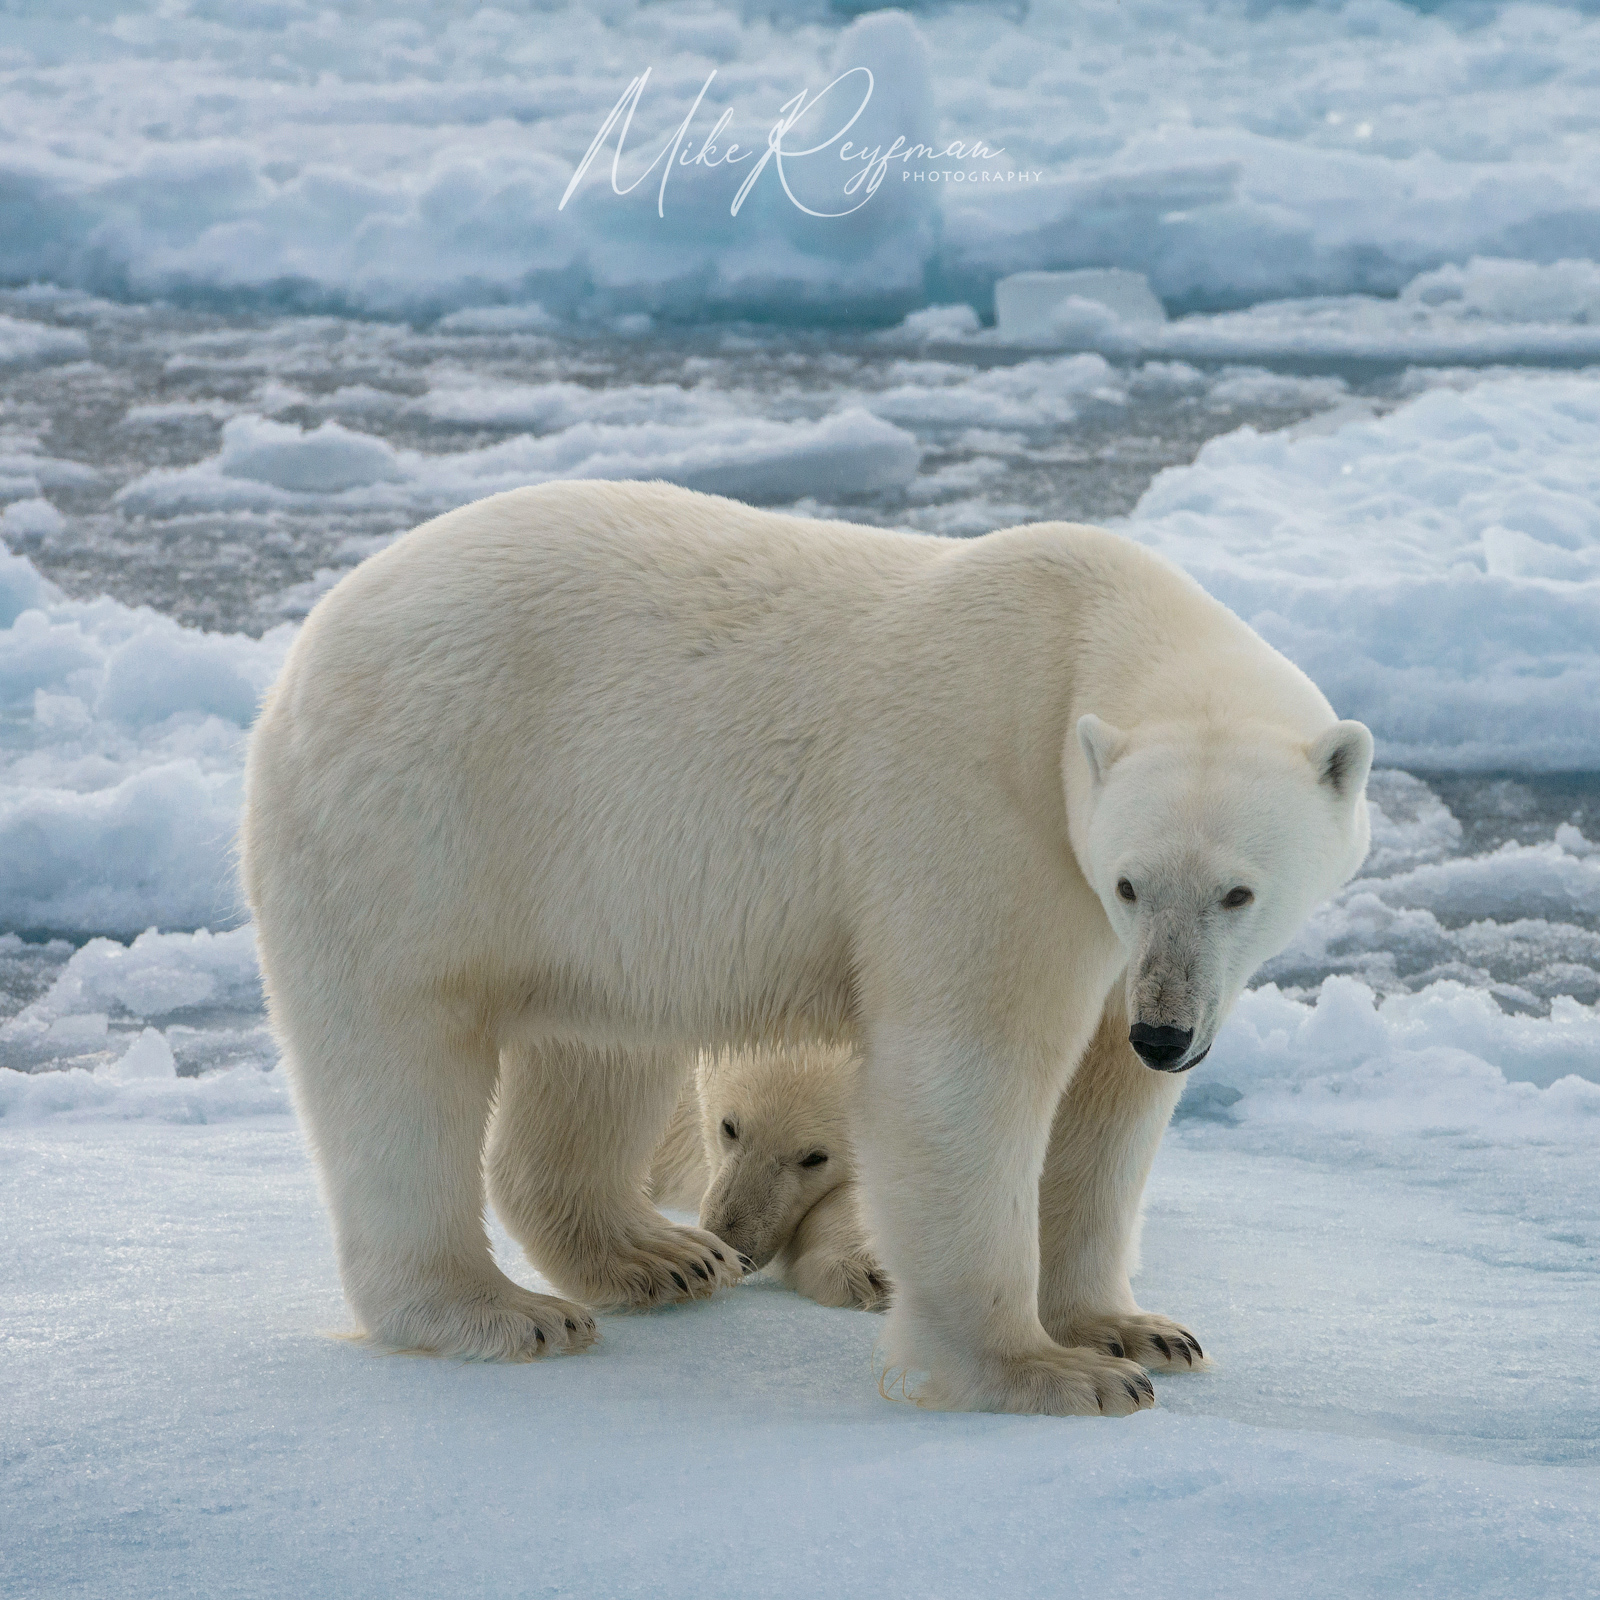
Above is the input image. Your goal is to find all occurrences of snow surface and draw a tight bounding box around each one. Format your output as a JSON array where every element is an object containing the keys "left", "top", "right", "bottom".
[
  {"left": 4, "top": 968, "right": 1598, "bottom": 1597},
  {"left": 4, "top": 2, "right": 1600, "bottom": 321}
]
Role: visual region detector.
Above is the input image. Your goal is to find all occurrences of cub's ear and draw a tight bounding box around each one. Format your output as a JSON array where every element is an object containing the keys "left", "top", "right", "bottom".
[
  {"left": 1076, "top": 714, "right": 1127, "bottom": 788},
  {"left": 1309, "top": 720, "right": 1374, "bottom": 799}
]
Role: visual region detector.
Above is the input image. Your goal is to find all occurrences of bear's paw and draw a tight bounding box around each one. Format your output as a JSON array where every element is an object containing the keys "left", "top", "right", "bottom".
[
  {"left": 550, "top": 1218, "right": 751, "bottom": 1312},
  {"left": 788, "top": 1245, "right": 891, "bottom": 1312},
  {"left": 1049, "top": 1312, "right": 1208, "bottom": 1372},
  {"left": 924, "top": 1345, "right": 1157, "bottom": 1417},
  {"left": 367, "top": 1281, "right": 599, "bottom": 1362}
]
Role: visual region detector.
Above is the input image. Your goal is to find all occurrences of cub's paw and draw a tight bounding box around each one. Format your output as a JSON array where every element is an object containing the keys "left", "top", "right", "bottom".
[
  {"left": 788, "top": 1246, "right": 891, "bottom": 1312},
  {"left": 959, "top": 1345, "right": 1156, "bottom": 1417},
  {"left": 838, "top": 1252, "right": 892, "bottom": 1313},
  {"left": 567, "top": 1218, "right": 750, "bottom": 1312},
  {"left": 372, "top": 1281, "right": 598, "bottom": 1362},
  {"left": 1054, "top": 1312, "right": 1208, "bottom": 1372}
]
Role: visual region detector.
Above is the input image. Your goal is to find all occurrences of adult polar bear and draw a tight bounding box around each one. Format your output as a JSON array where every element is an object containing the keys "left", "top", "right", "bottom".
[{"left": 243, "top": 479, "right": 1372, "bottom": 1416}]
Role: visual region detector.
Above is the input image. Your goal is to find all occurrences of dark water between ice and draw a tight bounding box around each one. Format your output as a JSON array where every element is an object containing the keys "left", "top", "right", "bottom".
[{"left": 6, "top": 293, "right": 1384, "bottom": 633}]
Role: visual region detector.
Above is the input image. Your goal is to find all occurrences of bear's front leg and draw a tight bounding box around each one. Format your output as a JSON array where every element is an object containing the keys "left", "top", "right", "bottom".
[
  {"left": 1037, "top": 990, "right": 1209, "bottom": 1373},
  {"left": 858, "top": 1024, "right": 1156, "bottom": 1416}
]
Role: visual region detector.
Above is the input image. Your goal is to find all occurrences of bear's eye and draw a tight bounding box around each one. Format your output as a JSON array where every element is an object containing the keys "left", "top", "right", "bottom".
[
  {"left": 721, "top": 1119, "right": 738, "bottom": 1141},
  {"left": 1116, "top": 878, "right": 1137, "bottom": 904},
  {"left": 799, "top": 1151, "right": 829, "bottom": 1168},
  {"left": 1222, "top": 886, "right": 1254, "bottom": 909}
]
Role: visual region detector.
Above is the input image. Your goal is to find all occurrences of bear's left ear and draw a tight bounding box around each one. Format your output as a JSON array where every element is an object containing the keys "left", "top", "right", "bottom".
[
  {"left": 1308, "top": 720, "right": 1374, "bottom": 800},
  {"left": 1077, "top": 714, "right": 1127, "bottom": 788}
]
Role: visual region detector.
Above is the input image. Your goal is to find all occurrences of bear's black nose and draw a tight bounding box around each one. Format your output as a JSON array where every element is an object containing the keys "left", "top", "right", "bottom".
[{"left": 1128, "top": 1023, "right": 1194, "bottom": 1071}]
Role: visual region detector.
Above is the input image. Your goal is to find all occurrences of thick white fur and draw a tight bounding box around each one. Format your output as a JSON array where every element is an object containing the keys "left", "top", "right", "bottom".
[
  {"left": 242, "top": 479, "right": 1371, "bottom": 1412},
  {"left": 648, "top": 1045, "right": 889, "bottom": 1311}
]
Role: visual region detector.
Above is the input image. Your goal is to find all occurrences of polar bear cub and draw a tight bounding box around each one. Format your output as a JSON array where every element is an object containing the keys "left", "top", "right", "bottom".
[
  {"left": 242, "top": 479, "right": 1372, "bottom": 1416},
  {"left": 649, "top": 1045, "right": 888, "bottom": 1311}
]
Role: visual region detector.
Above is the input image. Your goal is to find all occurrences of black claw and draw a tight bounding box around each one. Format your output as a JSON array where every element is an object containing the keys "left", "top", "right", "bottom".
[
  {"left": 1097, "top": 1392, "right": 1105, "bottom": 1413},
  {"left": 565, "top": 1318, "right": 577, "bottom": 1332},
  {"left": 1180, "top": 1339, "right": 1195, "bottom": 1367},
  {"left": 1138, "top": 1375, "right": 1155, "bottom": 1400},
  {"left": 534, "top": 1327, "right": 545, "bottom": 1344},
  {"left": 1153, "top": 1334, "right": 1171, "bottom": 1360},
  {"left": 1123, "top": 1379, "right": 1139, "bottom": 1403},
  {"left": 711, "top": 1250, "right": 725, "bottom": 1263},
  {"left": 670, "top": 1271, "right": 687, "bottom": 1292},
  {"left": 1109, "top": 1342, "right": 1125, "bottom": 1359},
  {"left": 738, "top": 1255, "right": 755, "bottom": 1273},
  {"left": 1189, "top": 1336, "right": 1204, "bottom": 1359},
  {"left": 690, "top": 1262, "right": 709, "bottom": 1281}
]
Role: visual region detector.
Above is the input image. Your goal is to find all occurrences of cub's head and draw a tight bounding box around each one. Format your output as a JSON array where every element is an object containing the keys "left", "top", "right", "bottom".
[
  {"left": 696, "top": 1045, "right": 858, "bottom": 1272},
  {"left": 1073, "top": 713, "right": 1373, "bottom": 1073}
]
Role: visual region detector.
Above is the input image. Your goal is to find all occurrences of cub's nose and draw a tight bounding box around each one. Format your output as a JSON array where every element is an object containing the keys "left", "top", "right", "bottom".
[{"left": 1128, "top": 1023, "right": 1194, "bottom": 1071}]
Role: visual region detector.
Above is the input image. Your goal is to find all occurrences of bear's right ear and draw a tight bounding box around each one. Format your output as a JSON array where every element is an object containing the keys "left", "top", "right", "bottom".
[
  {"left": 1077, "top": 714, "right": 1127, "bottom": 788},
  {"left": 1308, "top": 719, "right": 1374, "bottom": 800}
]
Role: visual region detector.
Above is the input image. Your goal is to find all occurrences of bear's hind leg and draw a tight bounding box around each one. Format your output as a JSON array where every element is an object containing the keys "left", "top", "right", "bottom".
[
  {"left": 1037, "top": 990, "right": 1208, "bottom": 1372},
  {"left": 487, "top": 1040, "right": 750, "bottom": 1310},
  {"left": 283, "top": 999, "right": 596, "bottom": 1361}
]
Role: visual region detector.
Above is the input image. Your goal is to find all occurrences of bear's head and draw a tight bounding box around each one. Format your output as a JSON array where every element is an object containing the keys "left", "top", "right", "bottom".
[
  {"left": 696, "top": 1044, "right": 858, "bottom": 1272},
  {"left": 1072, "top": 713, "right": 1373, "bottom": 1073}
]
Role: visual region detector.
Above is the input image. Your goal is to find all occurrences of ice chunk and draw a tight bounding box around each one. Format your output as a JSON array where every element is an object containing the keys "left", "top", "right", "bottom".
[
  {"left": 1, "top": 393, "right": 920, "bottom": 940},
  {"left": 1362, "top": 770, "right": 1463, "bottom": 877},
  {"left": 1, "top": 927, "right": 268, "bottom": 1072},
  {"left": 865, "top": 353, "right": 1117, "bottom": 430},
  {"left": 94, "top": 620, "right": 276, "bottom": 727},
  {"left": 108, "top": 1026, "right": 176, "bottom": 1081},
  {"left": 0, "top": 315, "right": 86, "bottom": 366},
  {"left": 993, "top": 270, "right": 1166, "bottom": 345},
  {"left": 0, "top": 546, "right": 291, "bottom": 936},
  {"left": 27, "top": 927, "right": 259, "bottom": 1022},
  {"left": 1213, "top": 975, "right": 1600, "bottom": 1112},
  {"left": 1365, "top": 838, "right": 1600, "bottom": 925},
  {"left": 0, "top": 498, "right": 64, "bottom": 545},
  {"left": 0, "top": 759, "right": 254, "bottom": 936},
  {"left": 119, "top": 407, "right": 921, "bottom": 513},
  {"left": 0, "top": 1058, "right": 286, "bottom": 1121},
  {"left": 218, "top": 416, "right": 406, "bottom": 493},
  {"left": 1027, "top": 262, "right": 1600, "bottom": 363},
  {"left": 434, "top": 304, "right": 557, "bottom": 334},
  {"left": 875, "top": 304, "right": 983, "bottom": 345},
  {"left": 1127, "top": 372, "right": 1600, "bottom": 771},
  {"left": 0, "top": 439, "right": 97, "bottom": 509},
  {"left": 1403, "top": 258, "right": 1600, "bottom": 324}
]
